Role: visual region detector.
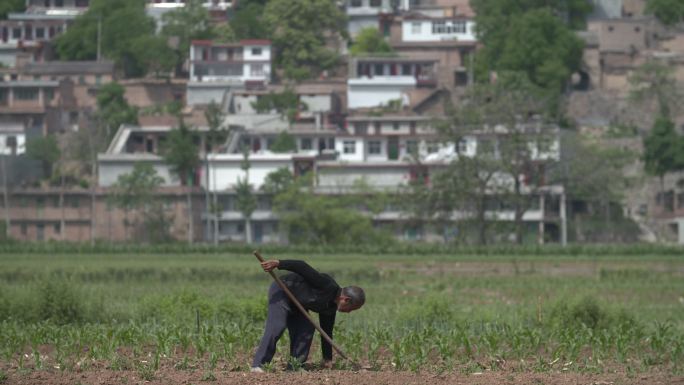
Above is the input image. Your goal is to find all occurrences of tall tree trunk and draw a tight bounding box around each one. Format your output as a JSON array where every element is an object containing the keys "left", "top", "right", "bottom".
[
  {"left": 204, "top": 152, "right": 210, "bottom": 243},
  {"left": 59, "top": 173, "right": 66, "bottom": 241},
  {"left": 87, "top": 125, "right": 98, "bottom": 246},
  {"left": 124, "top": 208, "right": 130, "bottom": 242},
  {"left": 245, "top": 217, "right": 252, "bottom": 244},
  {"left": 213, "top": 190, "right": 219, "bottom": 246},
  {"left": 1, "top": 156, "right": 10, "bottom": 239},
  {"left": 477, "top": 196, "right": 487, "bottom": 245},
  {"left": 187, "top": 185, "right": 194, "bottom": 244},
  {"left": 514, "top": 178, "right": 524, "bottom": 245}
]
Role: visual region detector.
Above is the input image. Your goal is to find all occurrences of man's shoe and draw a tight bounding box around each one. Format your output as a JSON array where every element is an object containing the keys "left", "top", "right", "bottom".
[{"left": 250, "top": 367, "right": 264, "bottom": 373}]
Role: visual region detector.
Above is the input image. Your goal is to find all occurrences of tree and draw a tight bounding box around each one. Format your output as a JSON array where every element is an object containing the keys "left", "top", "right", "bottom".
[
  {"left": 646, "top": 0, "right": 684, "bottom": 26},
  {"left": 108, "top": 163, "right": 164, "bottom": 241},
  {"left": 213, "top": 23, "right": 237, "bottom": 44},
  {"left": 263, "top": 0, "right": 347, "bottom": 80},
  {"left": 550, "top": 132, "right": 637, "bottom": 242},
  {"left": 269, "top": 172, "right": 390, "bottom": 245},
  {"left": 161, "top": 0, "right": 215, "bottom": 75},
  {"left": 429, "top": 81, "right": 558, "bottom": 244},
  {"left": 0, "top": 0, "right": 24, "bottom": 19},
  {"left": 349, "top": 28, "right": 394, "bottom": 56},
  {"left": 131, "top": 35, "right": 176, "bottom": 77},
  {"left": 55, "top": 0, "right": 157, "bottom": 77},
  {"left": 270, "top": 131, "right": 298, "bottom": 153},
  {"left": 629, "top": 60, "right": 681, "bottom": 119},
  {"left": 235, "top": 148, "right": 257, "bottom": 243},
  {"left": 204, "top": 101, "right": 228, "bottom": 245},
  {"left": 231, "top": 0, "right": 270, "bottom": 40},
  {"left": 250, "top": 87, "right": 308, "bottom": 126},
  {"left": 162, "top": 121, "right": 200, "bottom": 244},
  {"left": 26, "top": 136, "right": 61, "bottom": 179},
  {"left": 471, "top": 0, "right": 588, "bottom": 89},
  {"left": 96, "top": 82, "right": 139, "bottom": 140},
  {"left": 643, "top": 116, "right": 684, "bottom": 185}
]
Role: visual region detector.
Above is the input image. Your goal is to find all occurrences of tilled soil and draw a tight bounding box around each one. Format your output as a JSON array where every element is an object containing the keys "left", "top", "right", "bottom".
[{"left": 4, "top": 368, "right": 683, "bottom": 385}]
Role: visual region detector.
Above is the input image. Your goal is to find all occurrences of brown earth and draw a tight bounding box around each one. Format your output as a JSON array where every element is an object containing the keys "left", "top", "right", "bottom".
[{"left": 4, "top": 368, "right": 683, "bottom": 385}]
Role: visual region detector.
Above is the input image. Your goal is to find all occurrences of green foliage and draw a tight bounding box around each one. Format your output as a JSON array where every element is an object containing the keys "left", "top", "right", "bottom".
[
  {"left": 162, "top": 121, "right": 200, "bottom": 186},
  {"left": 643, "top": 116, "right": 684, "bottom": 179},
  {"left": 629, "top": 60, "right": 681, "bottom": 118},
  {"left": 96, "top": 82, "right": 138, "bottom": 137},
  {"left": 269, "top": 132, "right": 298, "bottom": 153},
  {"left": 213, "top": 23, "right": 237, "bottom": 44},
  {"left": 349, "top": 28, "right": 393, "bottom": 56},
  {"left": 235, "top": 178, "right": 257, "bottom": 219},
  {"left": 472, "top": 0, "right": 587, "bottom": 90},
  {"left": 250, "top": 88, "right": 308, "bottom": 126},
  {"left": 25, "top": 135, "right": 61, "bottom": 179},
  {"left": 646, "top": 0, "right": 684, "bottom": 26},
  {"left": 231, "top": 1, "right": 270, "bottom": 40},
  {"left": 131, "top": 35, "right": 176, "bottom": 77},
  {"left": 0, "top": 0, "right": 24, "bottom": 19},
  {"left": 161, "top": 0, "right": 215, "bottom": 73},
  {"left": 55, "top": 0, "right": 158, "bottom": 77},
  {"left": 261, "top": 167, "right": 294, "bottom": 195},
  {"left": 204, "top": 101, "right": 228, "bottom": 152},
  {"left": 108, "top": 163, "right": 164, "bottom": 212},
  {"left": 263, "top": 0, "right": 347, "bottom": 80},
  {"left": 548, "top": 296, "right": 636, "bottom": 330},
  {"left": 272, "top": 175, "right": 392, "bottom": 245},
  {"left": 37, "top": 280, "right": 86, "bottom": 324}
]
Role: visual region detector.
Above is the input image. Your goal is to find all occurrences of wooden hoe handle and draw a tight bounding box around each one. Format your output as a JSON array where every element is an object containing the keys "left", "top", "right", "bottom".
[{"left": 253, "top": 251, "right": 353, "bottom": 363}]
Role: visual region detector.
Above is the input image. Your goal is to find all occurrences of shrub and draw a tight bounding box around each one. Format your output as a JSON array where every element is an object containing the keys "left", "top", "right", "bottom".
[
  {"left": 548, "top": 296, "right": 636, "bottom": 330},
  {"left": 36, "top": 279, "right": 86, "bottom": 324}
]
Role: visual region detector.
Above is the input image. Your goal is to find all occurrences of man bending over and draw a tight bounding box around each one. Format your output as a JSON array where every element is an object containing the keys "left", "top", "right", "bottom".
[{"left": 251, "top": 259, "right": 365, "bottom": 372}]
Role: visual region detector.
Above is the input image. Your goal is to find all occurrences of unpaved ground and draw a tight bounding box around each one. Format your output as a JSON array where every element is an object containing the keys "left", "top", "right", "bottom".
[{"left": 4, "top": 368, "right": 683, "bottom": 385}]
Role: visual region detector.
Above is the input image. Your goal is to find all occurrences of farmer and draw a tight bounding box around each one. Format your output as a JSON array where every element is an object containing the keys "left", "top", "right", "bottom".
[{"left": 251, "top": 259, "right": 365, "bottom": 372}]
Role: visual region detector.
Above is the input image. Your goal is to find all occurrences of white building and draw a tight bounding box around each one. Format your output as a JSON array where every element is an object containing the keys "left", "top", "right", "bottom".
[
  {"left": 187, "top": 39, "right": 272, "bottom": 106},
  {"left": 401, "top": 16, "right": 476, "bottom": 43},
  {"left": 347, "top": 56, "right": 438, "bottom": 109},
  {"left": 146, "top": 0, "right": 234, "bottom": 26}
]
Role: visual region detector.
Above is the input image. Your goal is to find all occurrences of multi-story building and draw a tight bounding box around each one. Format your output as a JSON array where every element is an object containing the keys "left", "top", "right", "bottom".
[
  {"left": 347, "top": 55, "right": 438, "bottom": 109},
  {"left": 187, "top": 39, "right": 271, "bottom": 106},
  {"left": 0, "top": 0, "right": 89, "bottom": 67},
  {"left": 146, "top": 0, "right": 235, "bottom": 27}
]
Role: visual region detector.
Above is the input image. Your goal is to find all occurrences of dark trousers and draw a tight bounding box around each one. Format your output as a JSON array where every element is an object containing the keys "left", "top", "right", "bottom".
[{"left": 252, "top": 282, "right": 315, "bottom": 368}]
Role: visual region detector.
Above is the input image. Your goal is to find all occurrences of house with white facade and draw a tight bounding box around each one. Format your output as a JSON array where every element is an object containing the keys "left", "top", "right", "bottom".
[
  {"left": 187, "top": 39, "right": 271, "bottom": 106},
  {"left": 146, "top": 0, "right": 234, "bottom": 26},
  {"left": 347, "top": 55, "right": 438, "bottom": 109}
]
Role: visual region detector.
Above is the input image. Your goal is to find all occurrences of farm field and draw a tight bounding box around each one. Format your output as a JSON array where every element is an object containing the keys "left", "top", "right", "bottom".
[{"left": 1, "top": 250, "right": 683, "bottom": 385}]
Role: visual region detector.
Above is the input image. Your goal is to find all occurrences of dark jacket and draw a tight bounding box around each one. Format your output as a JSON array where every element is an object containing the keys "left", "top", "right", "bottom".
[{"left": 277, "top": 259, "right": 340, "bottom": 360}]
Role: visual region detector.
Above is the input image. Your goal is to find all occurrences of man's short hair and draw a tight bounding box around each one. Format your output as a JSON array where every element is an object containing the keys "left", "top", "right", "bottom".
[{"left": 341, "top": 286, "right": 365, "bottom": 307}]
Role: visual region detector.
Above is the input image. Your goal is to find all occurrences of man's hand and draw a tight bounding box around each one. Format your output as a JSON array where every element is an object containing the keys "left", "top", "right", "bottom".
[
  {"left": 321, "top": 360, "right": 333, "bottom": 369},
  {"left": 261, "top": 259, "right": 280, "bottom": 272}
]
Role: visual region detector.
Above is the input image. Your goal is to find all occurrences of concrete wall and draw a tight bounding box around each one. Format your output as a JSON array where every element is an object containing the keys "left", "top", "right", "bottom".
[
  {"left": 317, "top": 165, "right": 409, "bottom": 188},
  {"left": 347, "top": 77, "right": 415, "bottom": 109},
  {"left": 98, "top": 159, "right": 177, "bottom": 187},
  {"left": 206, "top": 155, "right": 293, "bottom": 191},
  {"left": 187, "top": 83, "right": 232, "bottom": 106}
]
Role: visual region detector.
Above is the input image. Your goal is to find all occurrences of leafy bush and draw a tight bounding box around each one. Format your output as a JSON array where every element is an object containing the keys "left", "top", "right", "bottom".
[
  {"left": 36, "top": 280, "right": 86, "bottom": 324},
  {"left": 548, "top": 296, "right": 636, "bottom": 330}
]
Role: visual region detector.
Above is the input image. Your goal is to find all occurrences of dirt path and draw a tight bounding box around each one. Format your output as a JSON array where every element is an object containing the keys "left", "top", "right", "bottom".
[{"left": 5, "top": 368, "right": 683, "bottom": 385}]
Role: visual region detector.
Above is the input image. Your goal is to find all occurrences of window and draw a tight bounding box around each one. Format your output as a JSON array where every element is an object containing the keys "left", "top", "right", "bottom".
[
  {"left": 368, "top": 140, "right": 381, "bottom": 154},
  {"left": 374, "top": 63, "right": 384, "bottom": 76},
  {"left": 301, "top": 138, "right": 312, "bottom": 150},
  {"left": 447, "top": 20, "right": 466, "bottom": 34},
  {"left": 350, "top": 0, "right": 362, "bottom": 7},
  {"left": 95, "top": 75, "right": 102, "bottom": 85},
  {"left": 432, "top": 21, "right": 445, "bottom": 34},
  {"left": 55, "top": 0, "right": 64, "bottom": 7},
  {"left": 250, "top": 64, "right": 264, "bottom": 76},
  {"left": 370, "top": 0, "right": 381, "bottom": 6},
  {"left": 251, "top": 47, "right": 262, "bottom": 56},
  {"left": 15, "top": 88, "right": 38, "bottom": 100},
  {"left": 6, "top": 136, "right": 17, "bottom": 154},
  {"left": 406, "top": 140, "right": 418, "bottom": 155},
  {"left": 37, "top": 197, "right": 45, "bottom": 209},
  {"left": 36, "top": 28, "right": 45, "bottom": 39},
  {"left": 12, "top": 28, "right": 21, "bottom": 39},
  {"left": 426, "top": 141, "right": 439, "bottom": 154},
  {"left": 401, "top": 64, "right": 412, "bottom": 75},
  {"left": 393, "top": 122, "right": 399, "bottom": 130},
  {"left": 411, "top": 22, "right": 421, "bottom": 34},
  {"left": 343, "top": 140, "right": 356, "bottom": 154},
  {"left": 237, "top": 223, "right": 244, "bottom": 233},
  {"left": 354, "top": 123, "right": 367, "bottom": 135},
  {"left": 44, "top": 88, "right": 54, "bottom": 101},
  {"left": 457, "top": 138, "right": 468, "bottom": 154}
]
